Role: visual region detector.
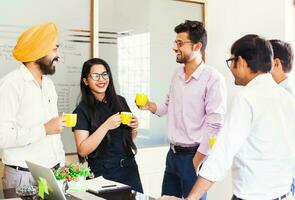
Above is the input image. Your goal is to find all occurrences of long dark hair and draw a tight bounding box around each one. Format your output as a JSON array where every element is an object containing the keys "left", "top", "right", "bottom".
[{"left": 80, "top": 58, "right": 137, "bottom": 155}]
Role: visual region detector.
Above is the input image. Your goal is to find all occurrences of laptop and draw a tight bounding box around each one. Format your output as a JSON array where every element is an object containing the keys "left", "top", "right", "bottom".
[{"left": 25, "top": 161, "right": 81, "bottom": 200}]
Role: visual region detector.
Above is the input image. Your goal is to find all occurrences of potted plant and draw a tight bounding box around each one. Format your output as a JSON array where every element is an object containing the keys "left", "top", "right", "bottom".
[
  {"left": 53, "top": 163, "right": 92, "bottom": 190},
  {"left": 66, "top": 163, "right": 91, "bottom": 189}
]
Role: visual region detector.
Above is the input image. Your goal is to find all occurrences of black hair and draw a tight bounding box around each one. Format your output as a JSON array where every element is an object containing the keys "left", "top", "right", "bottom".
[
  {"left": 174, "top": 20, "right": 207, "bottom": 55},
  {"left": 79, "top": 58, "right": 137, "bottom": 155},
  {"left": 231, "top": 34, "right": 273, "bottom": 73},
  {"left": 269, "top": 39, "right": 294, "bottom": 73}
]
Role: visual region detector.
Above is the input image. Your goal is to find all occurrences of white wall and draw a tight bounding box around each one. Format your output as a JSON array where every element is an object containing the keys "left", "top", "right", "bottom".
[
  {"left": 206, "top": 0, "right": 295, "bottom": 106},
  {"left": 205, "top": 0, "right": 295, "bottom": 199}
]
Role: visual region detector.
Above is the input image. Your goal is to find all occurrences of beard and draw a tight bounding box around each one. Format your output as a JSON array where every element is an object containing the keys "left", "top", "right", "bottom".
[
  {"left": 176, "top": 53, "right": 191, "bottom": 64},
  {"left": 36, "top": 56, "right": 59, "bottom": 75}
]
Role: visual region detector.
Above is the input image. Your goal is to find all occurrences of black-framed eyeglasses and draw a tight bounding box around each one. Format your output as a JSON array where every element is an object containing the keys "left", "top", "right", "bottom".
[
  {"left": 226, "top": 57, "right": 236, "bottom": 68},
  {"left": 89, "top": 72, "right": 109, "bottom": 81},
  {"left": 174, "top": 40, "right": 192, "bottom": 48}
]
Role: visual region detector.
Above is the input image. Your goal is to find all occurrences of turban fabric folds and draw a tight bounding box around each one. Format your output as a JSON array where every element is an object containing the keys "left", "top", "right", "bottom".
[{"left": 13, "top": 22, "right": 57, "bottom": 62}]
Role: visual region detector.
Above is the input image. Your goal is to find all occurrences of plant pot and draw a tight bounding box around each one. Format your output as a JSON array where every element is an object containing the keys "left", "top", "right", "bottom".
[{"left": 67, "top": 176, "right": 85, "bottom": 189}]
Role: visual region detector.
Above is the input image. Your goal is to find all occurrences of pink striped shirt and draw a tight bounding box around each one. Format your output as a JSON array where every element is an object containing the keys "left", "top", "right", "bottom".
[{"left": 155, "top": 63, "right": 227, "bottom": 155}]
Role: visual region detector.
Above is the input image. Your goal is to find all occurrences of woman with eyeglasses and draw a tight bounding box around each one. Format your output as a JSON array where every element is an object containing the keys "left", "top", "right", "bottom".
[{"left": 72, "top": 58, "right": 143, "bottom": 192}]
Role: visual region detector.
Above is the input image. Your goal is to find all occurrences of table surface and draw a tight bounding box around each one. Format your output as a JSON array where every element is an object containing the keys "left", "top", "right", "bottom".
[{"left": 0, "top": 188, "right": 155, "bottom": 200}]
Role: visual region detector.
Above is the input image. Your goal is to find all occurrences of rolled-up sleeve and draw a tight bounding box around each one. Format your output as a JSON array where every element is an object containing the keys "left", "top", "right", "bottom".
[
  {"left": 199, "top": 95, "right": 252, "bottom": 181},
  {"left": 198, "top": 73, "right": 227, "bottom": 155}
]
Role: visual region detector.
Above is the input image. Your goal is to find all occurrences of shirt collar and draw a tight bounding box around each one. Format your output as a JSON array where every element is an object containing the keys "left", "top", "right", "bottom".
[
  {"left": 178, "top": 62, "right": 206, "bottom": 80},
  {"left": 246, "top": 73, "right": 273, "bottom": 87},
  {"left": 19, "top": 64, "right": 46, "bottom": 83},
  {"left": 19, "top": 64, "right": 35, "bottom": 81}
]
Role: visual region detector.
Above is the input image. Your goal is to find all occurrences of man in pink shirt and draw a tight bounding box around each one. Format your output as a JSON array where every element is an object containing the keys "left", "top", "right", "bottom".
[{"left": 138, "top": 20, "right": 226, "bottom": 199}]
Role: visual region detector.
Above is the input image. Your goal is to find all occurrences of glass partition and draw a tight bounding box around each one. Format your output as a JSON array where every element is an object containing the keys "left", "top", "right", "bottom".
[{"left": 98, "top": 0, "right": 205, "bottom": 147}]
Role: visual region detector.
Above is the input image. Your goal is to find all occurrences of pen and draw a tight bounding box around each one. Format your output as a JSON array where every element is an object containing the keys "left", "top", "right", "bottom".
[{"left": 102, "top": 184, "right": 117, "bottom": 188}]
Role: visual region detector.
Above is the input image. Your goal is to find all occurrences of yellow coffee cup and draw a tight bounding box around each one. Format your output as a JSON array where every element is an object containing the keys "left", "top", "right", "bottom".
[
  {"left": 63, "top": 113, "right": 77, "bottom": 127},
  {"left": 135, "top": 93, "right": 148, "bottom": 106},
  {"left": 121, "top": 112, "right": 132, "bottom": 125}
]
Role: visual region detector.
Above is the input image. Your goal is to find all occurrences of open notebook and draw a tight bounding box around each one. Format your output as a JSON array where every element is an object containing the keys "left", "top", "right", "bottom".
[{"left": 83, "top": 176, "right": 131, "bottom": 194}]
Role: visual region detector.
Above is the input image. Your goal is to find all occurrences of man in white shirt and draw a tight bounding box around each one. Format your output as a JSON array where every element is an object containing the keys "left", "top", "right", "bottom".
[
  {"left": 270, "top": 39, "right": 295, "bottom": 96},
  {"left": 159, "top": 34, "right": 295, "bottom": 200},
  {"left": 0, "top": 22, "right": 65, "bottom": 189},
  {"left": 270, "top": 39, "right": 295, "bottom": 196}
]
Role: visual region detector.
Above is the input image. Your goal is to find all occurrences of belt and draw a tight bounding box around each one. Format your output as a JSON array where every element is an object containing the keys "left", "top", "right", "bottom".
[
  {"left": 6, "top": 163, "right": 61, "bottom": 172},
  {"left": 170, "top": 144, "right": 199, "bottom": 154},
  {"left": 102, "top": 157, "right": 135, "bottom": 169},
  {"left": 232, "top": 192, "right": 290, "bottom": 200},
  {"left": 6, "top": 165, "right": 30, "bottom": 172}
]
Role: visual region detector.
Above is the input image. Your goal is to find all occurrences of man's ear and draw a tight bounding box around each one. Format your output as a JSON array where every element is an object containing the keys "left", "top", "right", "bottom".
[
  {"left": 193, "top": 42, "right": 202, "bottom": 52},
  {"left": 237, "top": 56, "right": 247, "bottom": 69},
  {"left": 83, "top": 78, "right": 88, "bottom": 86},
  {"left": 273, "top": 58, "right": 281, "bottom": 70}
]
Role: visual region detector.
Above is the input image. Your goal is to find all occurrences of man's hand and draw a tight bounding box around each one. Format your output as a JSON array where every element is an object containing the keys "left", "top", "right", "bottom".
[
  {"left": 137, "top": 100, "right": 150, "bottom": 110},
  {"left": 136, "top": 100, "right": 157, "bottom": 113},
  {"left": 193, "top": 152, "right": 206, "bottom": 174},
  {"left": 44, "top": 116, "right": 65, "bottom": 135}
]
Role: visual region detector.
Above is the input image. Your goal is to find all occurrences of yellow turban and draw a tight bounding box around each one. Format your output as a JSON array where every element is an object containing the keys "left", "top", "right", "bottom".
[{"left": 13, "top": 22, "right": 57, "bottom": 62}]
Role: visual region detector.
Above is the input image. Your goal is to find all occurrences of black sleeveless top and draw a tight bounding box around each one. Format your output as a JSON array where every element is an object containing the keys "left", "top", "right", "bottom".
[{"left": 73, "top": 96, "right": 134, "bottom": 160}]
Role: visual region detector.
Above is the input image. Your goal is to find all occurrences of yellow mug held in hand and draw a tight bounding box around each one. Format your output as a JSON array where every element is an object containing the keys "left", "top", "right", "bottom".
[
  {"left": 63, "top": 113, "right": 77, "bottom": 127},
  {"left": 120, "top": 112, "right": 133, "bottom": 125},
  {"left": 135, "top": 93, "right": 148, "bottom": 106}
]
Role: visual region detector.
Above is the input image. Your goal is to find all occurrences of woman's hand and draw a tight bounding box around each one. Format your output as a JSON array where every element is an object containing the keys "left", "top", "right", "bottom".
[
  {"left": 129, "top": 115, "right": 138, "bottom": 129},
  {"left": 104, "top": 112, "right": 121, "bottom": 130},
  {"left": 130, "top": 115, "right": 139, "bottom": 140}
]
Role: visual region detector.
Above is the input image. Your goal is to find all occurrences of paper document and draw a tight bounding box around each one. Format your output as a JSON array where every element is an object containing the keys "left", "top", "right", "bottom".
[{"left": 83, "top": 176, "right": 130, "bottom": 193}]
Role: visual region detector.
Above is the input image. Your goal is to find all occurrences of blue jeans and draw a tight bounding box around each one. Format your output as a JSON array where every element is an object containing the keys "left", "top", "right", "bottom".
[{"left": 161, "top": 149, "right": 207, "bottom": 199}]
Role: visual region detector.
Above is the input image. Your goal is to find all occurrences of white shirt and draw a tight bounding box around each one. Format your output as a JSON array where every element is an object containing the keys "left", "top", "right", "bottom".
[
  {"left": 280, "top": 77, "right": 295, "bottom": 97},
  {"left": 0, "top": 65, "right": 65, "bottom": 168},
  {"left": 280, "top": 77, "right": 295, "bottom": 180},
  {"left": 200, "top": 74, "right": 295, "bottom": 200}
]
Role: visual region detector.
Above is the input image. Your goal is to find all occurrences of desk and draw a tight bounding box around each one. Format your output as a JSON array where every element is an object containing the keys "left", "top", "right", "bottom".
[{"left": 0, "top": 188, "right": 155, "bottom": 200}]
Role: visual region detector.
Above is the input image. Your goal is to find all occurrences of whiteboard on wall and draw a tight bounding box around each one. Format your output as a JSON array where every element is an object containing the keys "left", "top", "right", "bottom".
[{"left": 0, "top": 0, "right": 92, "bottom": 154}]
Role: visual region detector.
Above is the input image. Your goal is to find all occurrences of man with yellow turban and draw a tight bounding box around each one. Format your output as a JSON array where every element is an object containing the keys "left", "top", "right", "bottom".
[{"left": 0, "top": 22, "right": 65, "bottom": 188}]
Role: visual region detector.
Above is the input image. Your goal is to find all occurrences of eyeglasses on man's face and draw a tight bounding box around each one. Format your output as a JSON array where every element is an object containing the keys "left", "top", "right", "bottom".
[
  {"left": 174, "top": 40, "right": 192, "bottom": 48},
  {"left": 89, "top": 72, "right": 109, "bottom": 81},
  {"left": 226, "top": 57, "right": 237, "bottom": 68}
]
